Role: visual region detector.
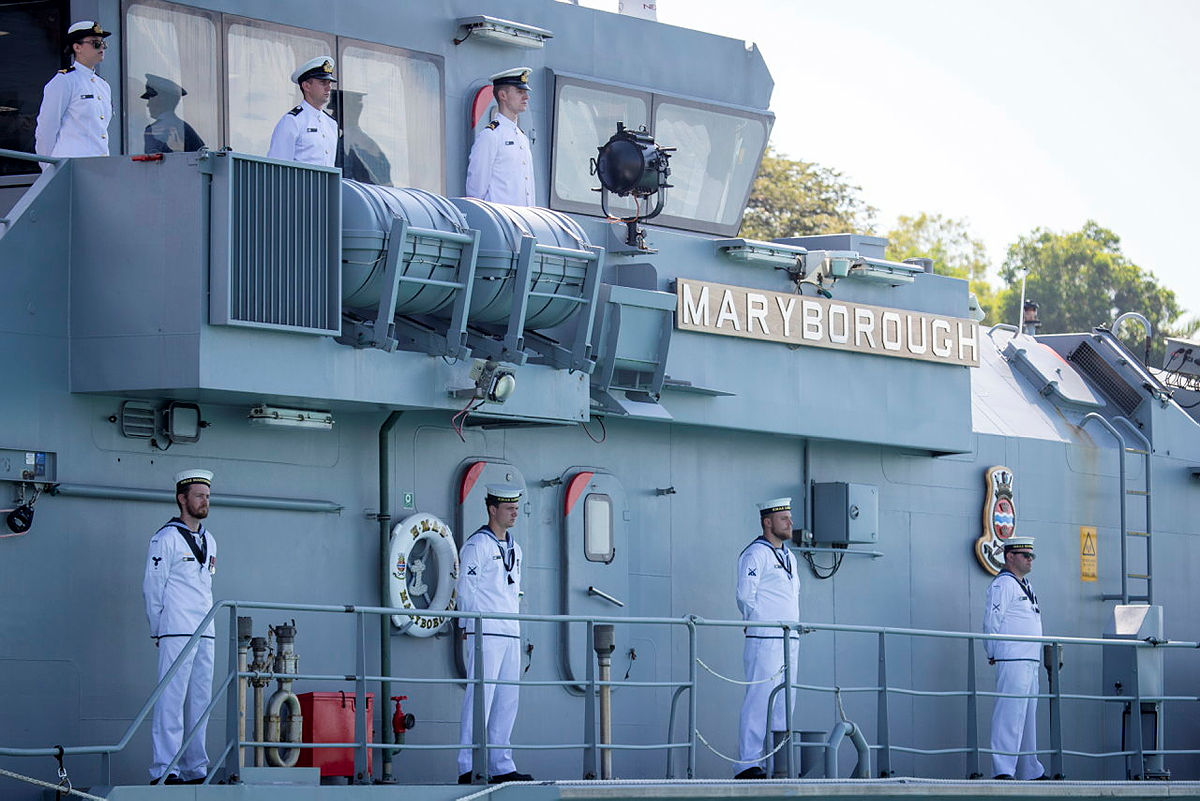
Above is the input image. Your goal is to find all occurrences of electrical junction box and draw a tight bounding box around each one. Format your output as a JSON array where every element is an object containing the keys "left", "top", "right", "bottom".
[{"left": 812, "top": 482, "right": 878, "bottom": 545}]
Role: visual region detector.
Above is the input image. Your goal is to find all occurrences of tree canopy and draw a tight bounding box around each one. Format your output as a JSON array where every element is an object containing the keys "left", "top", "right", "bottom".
[
  {"left": 740, "top": 146, "right": 876, "bottom": 240},
  {"left": 885, "top": 213, "right": 1000, "bottom": 324},
  {"left": 998, "top": 221, "right": 1194, "bottom": 363}
]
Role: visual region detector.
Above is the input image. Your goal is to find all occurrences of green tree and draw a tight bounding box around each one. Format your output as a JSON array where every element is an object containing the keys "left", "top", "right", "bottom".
[
  {"left": 998, "top": 221, "right": 1191, "bottom": 363},
  {"left": 741, "top": 146, "right": 876, "bottom": 240},
  {"left": 885, "top": 212, "right": 1000, "bottom": 323}
]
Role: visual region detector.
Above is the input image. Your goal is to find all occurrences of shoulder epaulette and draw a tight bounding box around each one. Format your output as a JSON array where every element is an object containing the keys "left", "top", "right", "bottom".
[
  {"left": 486, "top": 120, "right": 499, "bottom": 130},
  {"left": 58, "top": 66, "right": 75, "bottom": 74},
  {"left": 287, "top": 106, "right": 303, "bottom": 116}
]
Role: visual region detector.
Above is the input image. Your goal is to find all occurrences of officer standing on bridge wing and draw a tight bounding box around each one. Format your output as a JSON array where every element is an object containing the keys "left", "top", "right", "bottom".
[
  {"left": 464, "top": 67, "right": 535, "bottom": 205},
  {"left": 735, "top": 497, "right": 801, "bottom": 779},
  {"left": 456, "top": 485, "right": 533, "bottom": 784},
  {"left": 266, "top": 56, "right": 338, "bottom": 166},
  {"left": 35, "top": 21, "right": 113, "bottom": 164},
  {"left": 143, "top": 469, "right": 218, "bottom": 785},
  {"left": 984, "top": 536, "right": 1049, "bottom": 780}
]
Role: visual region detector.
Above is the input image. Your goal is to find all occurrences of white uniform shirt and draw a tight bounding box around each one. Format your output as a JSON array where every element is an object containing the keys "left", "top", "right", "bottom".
[
  {"left": 266, "top": 100, "right": 338, "bottom": 167},
  {"left": 736, "top": 538, "right": 800, "bottom": 638},
  {"left": 35, "top": 62, "right": 112, "bottom": 159},
  {"left": 457, "top": 526, "right": 522, "bottom": 636},
  {"left": 465, "top": 115, "right": 535, "bottom": 206},
  {"left": 144, "top": 520, "right": 217, "bottom": 638},
  {"left": 984, "top": 571, "right": 1042, "bottom": 661}
]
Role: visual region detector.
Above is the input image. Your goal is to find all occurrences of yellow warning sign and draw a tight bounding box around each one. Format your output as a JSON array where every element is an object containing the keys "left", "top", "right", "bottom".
[{"left": 1080, "top": 526, "right": 1098, "bottom": 582}]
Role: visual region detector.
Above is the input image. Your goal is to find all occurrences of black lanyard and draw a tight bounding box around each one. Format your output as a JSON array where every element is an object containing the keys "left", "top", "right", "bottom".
[
  {"left": 171, "top": 519, "right": 207, "bottom": 570},
  {"left": 1000, "top": 570, "right": 1038, "bottom": 612},
  {"left": 756, "top": 537, "right": 792, "bottom": 579},
  {"left": 485, "top": 529, "right": 516, "bottom": 584}
]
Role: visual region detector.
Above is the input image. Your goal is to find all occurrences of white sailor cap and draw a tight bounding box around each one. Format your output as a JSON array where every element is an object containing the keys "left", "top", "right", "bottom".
[
  {"left": 67, "top": 20, "right": 112, "bottom": 42},
  {"left": 291, "top": 56, "right": 337, "bottom": 85},
  {"left": 174, "top": 469, "right": 213, "bottom": 491},
  {"left": 490, "top": 67, "right": 532, "bottom": 91},
  {"left": 141, "top": 73, "right": 187, "bottom": 100},
  {"left": 486, "top": 484, "right": 523, "bottom": 504},
  {"left": 757, "top": 497, "right": 791, "bottom": 517},
  {"left": 1002, "top": 536, "right": 1035, "bottom": 553}
]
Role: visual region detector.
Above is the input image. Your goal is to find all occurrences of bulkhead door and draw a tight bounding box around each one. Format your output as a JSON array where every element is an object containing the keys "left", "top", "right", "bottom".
[{"left": 560, "top": 468, "right": 629, "bottom": 687}]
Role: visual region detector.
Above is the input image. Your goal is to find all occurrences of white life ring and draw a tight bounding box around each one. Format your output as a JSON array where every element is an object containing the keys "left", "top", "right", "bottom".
[{"left": 387, "top": 513, "right": 459, "bottom": 637}]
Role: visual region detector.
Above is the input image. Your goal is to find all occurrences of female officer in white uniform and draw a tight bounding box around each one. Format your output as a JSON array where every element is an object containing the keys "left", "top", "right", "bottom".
[
  {"left": 455, "top": 485, "right": 532, "bottom": 784},
  {"left": 735, "top": 497, "right": 801, "bottom": 779},
  {"left": 35, "top": 21, "right": 113, "bottom": 163}
]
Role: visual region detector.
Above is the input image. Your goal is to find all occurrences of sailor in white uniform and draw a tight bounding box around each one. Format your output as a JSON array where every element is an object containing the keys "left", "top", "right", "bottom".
[
  {"left": 143, "top": 469, "right": 218, "bottom": 785},
  {"left": 456, "top": 485, "right": 532, "bottom": 784},
  {"left": 465, "top": 67, "right": 536, "bottom": 206},
  {"left": 983, "top": 536, "right": 1048, "bottom": 780},
  {"left": 266, "top": 56, "right": 339, "bottom": 167},
  {"left": 35, "top": 21, "right": 113, "bottom": 165},
  {"left": 735, "top": 497, "right": 801, "bottom": 779}
]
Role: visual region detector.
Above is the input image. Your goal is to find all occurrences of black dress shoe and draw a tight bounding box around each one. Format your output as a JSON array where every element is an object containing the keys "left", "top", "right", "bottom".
[
  {"left": 1033, "top": 774, "right": 1051, "bottom": 780},
  {"left": 489, "top": 771, "right": 533, "bottom": 783},
  {"left": 993, "top": 773, "right": 1014, "bottom": 780},
  {"left": 735, "top": 766, "right": 768, "bottom": 780},
  {"left": 150, "top": 774, "right": 181, "bottom": 785},
  {"left": 183, "top": 776, "right": 207, "bottom": 785},
  {"left": 458, "top": 772, "right": 474, "bottom": 784}
]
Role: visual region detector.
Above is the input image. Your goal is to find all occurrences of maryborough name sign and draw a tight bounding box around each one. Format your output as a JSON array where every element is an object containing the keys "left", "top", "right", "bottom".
[{"left": 675, "top": 278, "right": 980, "bottom": 367}]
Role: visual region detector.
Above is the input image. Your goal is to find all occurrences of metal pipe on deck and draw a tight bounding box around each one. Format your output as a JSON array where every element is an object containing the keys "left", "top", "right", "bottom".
[
  {"left": 593, "top": 624, "right": 616, "bottom": 779},
  {"left": 378, "top": 410, "right": 404, "bottom": 781},
  {"left": 48, "top": 482, "right": 342, "bottom": 513}
]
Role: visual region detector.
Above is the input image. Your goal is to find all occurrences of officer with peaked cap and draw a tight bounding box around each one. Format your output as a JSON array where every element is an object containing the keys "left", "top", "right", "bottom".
[
  {"left": 35, "top": 21, "right": 113, "bottom": 165},
  {"left": 734, "top": 497, "right": 801, "bottom": 779},
  {"left": 465, "top": 67, "right": 536, "bottom": 206},
  {"left": 984, "top": 537, "right": 1048, "bottom": 780},
  {"left": 141, "top": 74, "right": 205, "bottom": 154},
  {"left": 266, "top": 56, "right": 339, "bottom": 167},
  {"left": 143, "top": 469, "right": 218, "bottom": 785},
  {"left": 456, "top": 485, "right": 533, "bottom": 784}
]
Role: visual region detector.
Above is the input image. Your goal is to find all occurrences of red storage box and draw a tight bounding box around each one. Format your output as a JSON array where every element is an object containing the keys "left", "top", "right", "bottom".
[{"left": 297, "top": 691, "right": 374, "bottom": 777}]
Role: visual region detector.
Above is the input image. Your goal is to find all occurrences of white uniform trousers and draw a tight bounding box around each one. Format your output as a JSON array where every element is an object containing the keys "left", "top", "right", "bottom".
[
  {"left": 150, "top": 636, "right": 214, "bottom": 781},
  {"left": 738, "top": 634, "right": 799, "bottom": 770},
  {"left": 990, "top": 659, "right": 1045, "bottom": 779},
  {"left": 458, "top": 634, "right": 520, "bottom": 775}
]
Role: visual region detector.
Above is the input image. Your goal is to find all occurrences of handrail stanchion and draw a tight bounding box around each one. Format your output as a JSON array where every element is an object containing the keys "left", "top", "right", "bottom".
[
  {"left": 1049, "top": 641, "right": 1064, "bottom": 779},
  {"left": 584, "top": 620, "right": 598, "bottom": 779},
  {"left": 966, "top": 637, "right": 981, "bottom": 779},
  {"left": 354, "top": 610, "right": 370, "bottom": 783},
  {"left": 687, "top": 617, "right": 698, "bottom": 779},
  {"left": 471, "top": 613, "right": 487, "bottom": 782},
  {"left": 224, "top": 603, "right": 242, "bottom": 783},
  {"left": 1129, "top": 644, "right": 1145, "bottom": 779},
  {"left": 782, "top": 624, "right": 795, "bottom": 778},
  {"left": 877, "top": 631, "right": 891, "bottom": 777}
]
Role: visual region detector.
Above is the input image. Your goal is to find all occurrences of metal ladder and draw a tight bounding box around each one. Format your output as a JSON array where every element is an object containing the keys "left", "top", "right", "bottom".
[{"left": 1080, "top": 413, "right": 1153, "bottom": 604}]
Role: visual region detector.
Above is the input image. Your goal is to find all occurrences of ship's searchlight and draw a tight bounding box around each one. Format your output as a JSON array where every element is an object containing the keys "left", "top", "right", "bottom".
[{"left": 591, "top": 123, "right": 673, "bottom": 250}]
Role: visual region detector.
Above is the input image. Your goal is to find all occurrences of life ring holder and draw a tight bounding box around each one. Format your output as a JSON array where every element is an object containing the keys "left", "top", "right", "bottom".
[{"left": 387, "top": 513, "right": 459, "bottom": 637}]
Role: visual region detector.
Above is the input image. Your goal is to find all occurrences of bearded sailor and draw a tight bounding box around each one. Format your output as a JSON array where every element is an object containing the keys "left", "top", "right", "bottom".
[
  {"left": 143, "top": 469, "right": 218, "bottom": 785},
  {"left": 984, "top": 536, "right": 1048, "bottom": 780},
  {"left": 456, "top": 485, "right": 533, "bottom": 784},
  {"left": 735, "top": 497, "right": 801, "bottom": 779}
]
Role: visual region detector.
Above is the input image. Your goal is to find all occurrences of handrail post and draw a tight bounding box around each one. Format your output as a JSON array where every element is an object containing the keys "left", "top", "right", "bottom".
[
  {"left": 224, "top": 603, "right": 242, "bottom": 783},
  {"left": 687, "top": 618, "right": 698, "bottom": 779},
  {"left": 583, "top": 620, "right": 598, "bottom": 779},
  {"left": 1048, "top": 641, "right": 1063, "bottom": 779},
  {"left": 1129, "top": 644, "right": 1145, "bottom": 779},
  {"left": 966, "top": 637, "right": 981, "bottom": 779},
  {"left": 782, "top": 625, "right": 795, "bottom": 778},
  {"left": 354, "top": 611, "right": 370, "bottom": 783},
  {"left": 877, "top": 631, "right": 891, "bottom": 777},
  {"left": 471, "top": 614, "right": 487, "bottom": 782}
]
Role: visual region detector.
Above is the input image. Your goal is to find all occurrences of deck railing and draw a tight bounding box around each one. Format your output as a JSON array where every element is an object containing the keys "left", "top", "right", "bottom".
[{"left": 2, "top": 599, "right": 1199, "bottom": 791}]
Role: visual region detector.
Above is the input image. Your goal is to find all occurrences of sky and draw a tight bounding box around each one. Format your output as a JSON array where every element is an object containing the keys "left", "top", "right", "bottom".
[{"left": 572, "top": 0, "right": 1200, "bottom": 324}]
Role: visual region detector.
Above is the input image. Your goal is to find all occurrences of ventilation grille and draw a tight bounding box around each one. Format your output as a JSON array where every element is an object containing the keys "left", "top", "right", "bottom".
[
  {"left": 211, "top": 154, "right": 341, "bottom": 335},
  {"left": 1068, "top": 341, "right": 1143, "bottom": 416},
  {"left": 119, "top": 401, "right": 157, "bottom": 439}
]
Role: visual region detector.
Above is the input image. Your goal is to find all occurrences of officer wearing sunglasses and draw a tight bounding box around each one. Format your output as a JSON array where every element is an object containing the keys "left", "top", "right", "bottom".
[{"left": 35, "top": 20, "right": 113, "bottom": 165}]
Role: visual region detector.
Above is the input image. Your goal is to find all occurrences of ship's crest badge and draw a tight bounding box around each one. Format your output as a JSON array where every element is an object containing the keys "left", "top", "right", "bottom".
[{"left": 976, "top": 465, "right": 1015, "bottom": 575}]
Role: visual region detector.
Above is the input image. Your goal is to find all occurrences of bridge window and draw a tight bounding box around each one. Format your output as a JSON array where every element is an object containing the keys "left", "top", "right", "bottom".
[
  {"left": 584, "top": 493, "right": 614, "bottom": 564},
  {"left": 124, "top": 1, "right": 219, "bottom": 155},
  {"left": 0, "top": 0, "right": 70, "bottom": 176},
  {"left": 225, "top": 18, "right": 335, "bottom": 157},
  {"left": 550, "top": 72, "right": 771, "bottom": 237},
  {"left": 338, "top": 41, "right": 444, "bottom": 192}
]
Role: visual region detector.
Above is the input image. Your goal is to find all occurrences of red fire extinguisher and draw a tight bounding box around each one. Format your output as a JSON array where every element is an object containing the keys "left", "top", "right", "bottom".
[{"left": 391, "top": 696, "right": 416, "bottom": 743}]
